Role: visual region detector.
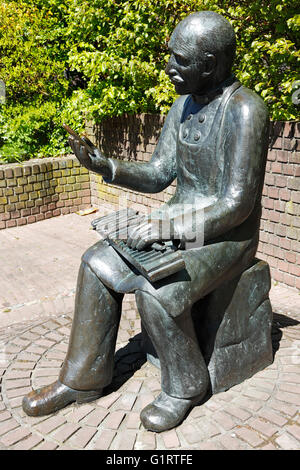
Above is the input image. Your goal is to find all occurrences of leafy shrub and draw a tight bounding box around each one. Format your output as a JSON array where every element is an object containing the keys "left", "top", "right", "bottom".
[{"left": 0, "top": 0, "right": 299, "bottom": 162}]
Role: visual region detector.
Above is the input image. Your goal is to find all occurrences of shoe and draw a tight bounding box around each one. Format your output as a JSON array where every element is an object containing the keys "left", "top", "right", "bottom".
[
  {"left": 22, "top": 380, "right": 103, "bottom": 417},
  {"left": 140, "top": 391, "right": 203, "bottom": 432}
]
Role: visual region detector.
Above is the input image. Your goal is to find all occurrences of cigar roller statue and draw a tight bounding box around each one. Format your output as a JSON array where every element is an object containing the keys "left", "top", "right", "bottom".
[{"left": 23, "top": 11, "right": 273, "bottom": 432}]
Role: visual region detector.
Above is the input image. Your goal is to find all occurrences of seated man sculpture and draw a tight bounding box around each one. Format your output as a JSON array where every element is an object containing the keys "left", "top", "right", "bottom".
[{"left": 23, "top": 11, "right": 270, "bottom": 432}]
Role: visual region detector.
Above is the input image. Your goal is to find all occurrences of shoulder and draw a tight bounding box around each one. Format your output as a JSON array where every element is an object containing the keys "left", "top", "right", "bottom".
[
  {"left": 227, "top": 85, "right": 269, "bottom": 126},
  {"left": 162, "top": 94, "right": 189, "bottom": 130},
  {"left": 167, "top": 94, "right": 189, "bottom": 118}
]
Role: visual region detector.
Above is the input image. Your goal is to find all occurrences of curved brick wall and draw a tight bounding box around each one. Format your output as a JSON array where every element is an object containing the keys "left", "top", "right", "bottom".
[
  {"left": 0, "top": 156, "right": 91, "bottom": 229},
  {"left": 86, "top": 117, "right": 300, "bottom": 290},
  {"left": 0, "top": 118, "right": 299, "bottom": 290}
]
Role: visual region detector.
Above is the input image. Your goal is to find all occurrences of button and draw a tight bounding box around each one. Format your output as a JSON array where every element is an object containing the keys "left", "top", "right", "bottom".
[
  {"left": 194, "top": 132, "right": 201, "bottom": 141},
  {"left": 198, "top": 114, "right": 205, "bottom": 123},
  {"left": 187, "top": 114, "right": 192, "bottom": 120},
  {"left": 183, "top": 129, "right": 188, "bottom": 138}
]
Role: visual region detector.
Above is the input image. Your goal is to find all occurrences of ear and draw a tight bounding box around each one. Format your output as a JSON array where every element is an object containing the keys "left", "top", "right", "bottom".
[{"left": 202, "top": 53, "right": 216, "bottom": 77}]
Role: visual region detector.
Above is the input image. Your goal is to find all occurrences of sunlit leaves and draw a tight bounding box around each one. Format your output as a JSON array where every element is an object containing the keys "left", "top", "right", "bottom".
[{"left": 0, "top": 0, "right": 298, "bottom": 162}]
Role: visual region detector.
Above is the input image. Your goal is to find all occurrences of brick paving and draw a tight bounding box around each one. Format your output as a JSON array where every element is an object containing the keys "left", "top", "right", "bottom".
[{"left": 0, "top": 213, "right": 299, "bottom": 450}]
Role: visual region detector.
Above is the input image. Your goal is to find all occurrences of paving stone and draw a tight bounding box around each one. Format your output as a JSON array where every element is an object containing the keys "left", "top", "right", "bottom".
[
  {"left": 133, "top": 393, "right": 155, "bottom": 411},
  {"left": 5, "top": 378, "right": 31, "bottom": 389},
  {"left": 6, "top": 386, "right": 32, "bottom": 399},
  {"left": 114, "top": 392, "right": 137, "bottom": 411},
  {"left": 212, "top": 411, "right": 236, "bottom": 431},
  {"left": 274, "top": 391, "right": 300, "bottom": 406},
  {"left": 198, "top": 441, "right": 222, "bottom": 450},
  {"left": 51, "top": 423, "right": 80, "bottom": 443},
  {"left": 0, "top": 213, "right": 299, "bottom": 451},
  {"left": 235, "top": 427, "right": 265, "bottom": 447},
  {"left": 34, "top": 441, "right": 58, "bottom": 450},
  {"left": 135, "top": 431, "right": 156, "bottom": 450},
  {"left": 180, "top": 423, "right": 202, "bottom": 445},
  {"left": 0, "top": 418, "right": 20, "bottom": 436},
  {"left": 279, "top": 382, "right": 300, "bottom": 394},
  {"left": 93, "top": 430, "right": 116, "bottom": 450},
  {"left": 113, "top": 430, "right": 137, "bottom": 450},
  {"left": 0, "top": 410, "right": 12, "bottom": 422},
  {"left": 12, "top": 433, "right": 44, "bottom": 450},
  {"left": 257, "top": 409, "right": 288, "bottom": 427},
  {"left": 125, "top": 380, "right": 143, "bottom": 394},
  {"left": 286, "top": 424, "right": 300, "bottom": 441},
  {"left": 66, "top": 404, "right": 94, "bottom": 423},
  {"left": 248, "top": 417, "right": 278, "bottom": 437},
  {"left": 102, "top": 410, "right": 126, "bottom": 430},
  {"left": 5, "top": 370, "right": 31, "bottom": 379},
  {"left": 276, "top": 432, "right": 300, "bottom": 450},
  {"left": 124, "top": 412, "right": 141, "bottom": 430},
  {"left": 82, "top": 408, "right": 108, "bottom": 427},
  {"left": 219, "top": 434, "right": 247, "bottom": 450},
  {"left": 34, "top": 415, "right": 66, "bottom": 434},
  {"left": 269, "top": 399, "right": 298, "bottom": 417},
  {"left": 96, "top": 392, "right": 121, "bottom": 409},
  {"left": 68, "top": 426, "right": 97, "bottom": 448},
  {"left": 223, "top": 404, "right": 252, "bottom": 422},
  {"left": 243, "top": 387, "right": 270, "bottom": 401},
  {"left": 33, "top": 367, "right": 60, "bottom": 377},
  {"left": 161, "top": 429, "right": 180, "bottom": 448},
  {"left": 261, "top": 442, "right": 278, "bottom": 450},
  {"left": 11, "top": 361, "right": 35, "bottom": 370},
  {"left": 9, "top": 396, "right": 24, "bottom": 408},
  {"left": 233, "top": 396, "right": 263, "bottom": 412},
  {"left": 0, "top": 426, "right": 31, "bottom": 446}
]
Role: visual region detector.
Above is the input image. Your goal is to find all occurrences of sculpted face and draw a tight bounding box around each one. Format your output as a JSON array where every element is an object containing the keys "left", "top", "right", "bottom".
[{"left": 165, "top": 20, "right": 216, "bottom": 96}]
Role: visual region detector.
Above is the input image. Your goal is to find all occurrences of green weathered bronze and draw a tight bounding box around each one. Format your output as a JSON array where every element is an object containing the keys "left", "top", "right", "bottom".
[{"left": 23, "top": 11, "right": 273, "bottom": 432}]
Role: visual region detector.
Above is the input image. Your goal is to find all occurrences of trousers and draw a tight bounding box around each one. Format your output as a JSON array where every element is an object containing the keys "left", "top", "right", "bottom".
[{"left": 59, "top": 234, "right": 257, "bottom": 398}]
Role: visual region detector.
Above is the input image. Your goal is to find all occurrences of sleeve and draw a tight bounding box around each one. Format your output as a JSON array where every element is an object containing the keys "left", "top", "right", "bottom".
[{"left": 101, "top": 96, "right": 186, "bottom": 193}]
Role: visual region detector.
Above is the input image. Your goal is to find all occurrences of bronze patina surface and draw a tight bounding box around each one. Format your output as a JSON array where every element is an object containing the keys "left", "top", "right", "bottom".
[{"left": 23, "top": 11, "right": 272, "bottom": 432}]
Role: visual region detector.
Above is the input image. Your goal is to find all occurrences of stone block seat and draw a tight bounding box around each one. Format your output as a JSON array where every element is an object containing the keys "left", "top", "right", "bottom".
[{"left": 142, "top": 258, "right": 273, "bottom": 394}]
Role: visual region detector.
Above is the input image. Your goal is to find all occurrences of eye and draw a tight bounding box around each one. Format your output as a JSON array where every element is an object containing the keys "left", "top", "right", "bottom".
[{"left": 174, "top": 54, "right": 189, "bottom": 67}]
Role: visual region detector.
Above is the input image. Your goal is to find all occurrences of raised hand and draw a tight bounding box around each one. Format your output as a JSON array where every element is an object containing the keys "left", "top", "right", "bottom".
[{"left": 68, "top": 136, "right": 111, "bottom": 178}]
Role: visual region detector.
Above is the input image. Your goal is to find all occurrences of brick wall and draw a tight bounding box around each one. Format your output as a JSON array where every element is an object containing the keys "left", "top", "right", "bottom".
[
  {"left": 86, "top": 115, "right": 177, "bottom": 215},
  {"left": 0, "top": 118, "right": 298, "bottom": 290},
  {"left": 86, "top": 117, "right": 300, "bottom": 290},
  {"left": 258, "top": 122, "right": 300, "bottom": 289},
  {"left": 0, "top": 156, "right": 91, "bottom": 229}
]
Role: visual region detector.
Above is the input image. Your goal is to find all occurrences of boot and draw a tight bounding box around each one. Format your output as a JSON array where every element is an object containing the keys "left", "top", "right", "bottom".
[
  {"left": 140, "top": 391, "right": 204, "bottom": 432},
  {"left": 22, "top": 380, "right": 103, "bottom": 417}
]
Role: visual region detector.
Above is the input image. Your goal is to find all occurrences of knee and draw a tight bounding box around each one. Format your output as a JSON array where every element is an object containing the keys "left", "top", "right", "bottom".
[
  {"left": 136, "top": 289, "right": 168, "bottom": 321},
  {"left": 82, "top": 245, "right": 97, "bottom": 270},
  {"left": 135, "top": 289, "right": 152, "bottom": 312},
  {"left": 81, "top": 241, "right": 107, "bottom": 273}
]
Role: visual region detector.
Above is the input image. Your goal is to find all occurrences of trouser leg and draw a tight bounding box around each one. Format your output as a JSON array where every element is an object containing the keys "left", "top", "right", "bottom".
[
  {"left": 59, "top": 260, "right": 123, "bottom": 391},
  {"left": 135, "top": 290, "right": 209, "bottom": 399}
]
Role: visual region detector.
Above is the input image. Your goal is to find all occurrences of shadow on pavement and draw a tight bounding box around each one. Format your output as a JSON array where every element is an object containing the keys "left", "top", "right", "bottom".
[{"left": 271, "top": 311, "right": 300, "bottom": 358}]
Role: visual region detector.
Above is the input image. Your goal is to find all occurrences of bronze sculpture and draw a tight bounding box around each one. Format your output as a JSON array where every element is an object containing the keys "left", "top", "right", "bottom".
[{"left": 23, "top": 11, "right": 272, "bottom": 432}]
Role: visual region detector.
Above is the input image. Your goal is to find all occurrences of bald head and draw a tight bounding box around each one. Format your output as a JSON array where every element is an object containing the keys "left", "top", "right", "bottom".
[{"left": 171, "top": 11, "right": 236, "bottom": 84}]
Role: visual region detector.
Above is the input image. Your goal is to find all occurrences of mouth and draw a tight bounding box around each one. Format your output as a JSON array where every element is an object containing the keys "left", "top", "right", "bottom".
[{"left": 169, "top": 76, "right": 184, "bottom": 85}]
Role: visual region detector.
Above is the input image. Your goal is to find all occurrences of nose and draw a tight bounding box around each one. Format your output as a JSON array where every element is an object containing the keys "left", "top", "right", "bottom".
[{"left": 165, "top": 55, "right": 176, "bottom": 76}]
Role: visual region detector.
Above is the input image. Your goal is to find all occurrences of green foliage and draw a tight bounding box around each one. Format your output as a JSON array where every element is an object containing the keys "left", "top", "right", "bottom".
[{"left": 0, "top": 0, "right": 299, "bottom": 162}]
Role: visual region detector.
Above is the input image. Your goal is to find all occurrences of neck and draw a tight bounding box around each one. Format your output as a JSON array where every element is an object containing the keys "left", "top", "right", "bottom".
[{"left": 192, "top": 75, "right": 235, "bottom": 104}]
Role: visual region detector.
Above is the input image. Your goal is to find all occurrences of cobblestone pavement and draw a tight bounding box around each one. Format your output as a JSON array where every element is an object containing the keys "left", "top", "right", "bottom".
[{"left": 0, "top": 213, "right": 299, "bottom": 450}]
